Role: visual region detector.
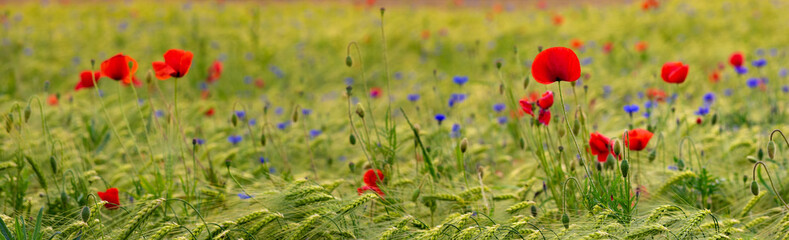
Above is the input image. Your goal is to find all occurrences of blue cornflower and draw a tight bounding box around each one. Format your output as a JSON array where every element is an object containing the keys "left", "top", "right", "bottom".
[
  {"left": 493, "top": 103, "right": 506, "bottom": 113},
  {"left": 275, "top": 107, "right": 283, "bottom": 115},
  {"left": 695, "top": 106, "right": 709, "bottom": 116},
  {"left": 309, "top": 129, "right": 322, "bottom": 138},
  {"left": 450, "top": 124, "right": 461, "bottom": 138},
  {"left": 642, "top": 112, "right": 650, "bottom": 118},
  {"left": 235, "top": 111, "right": 246, "bottom": 119},
  {"left": 269, "top": 167, "right": 276, "bottom": 173},
  {"left": 497, "top": 116, "right": 508, "bottom": 125},
  {"left": 394, "top": 72, "right": 403, "bottom": 80},
  {"left": 277, "top": 121, "right": 290, "bottom": 130},
  {"left": 345, "top": 77, "right": 354, "bottom": 86},
  {"left": 138, "top": 98, "right": 145, "bottom": 106},
  {"left": 98, "top": 90, "right": 105, "bottom": 98},
  {"left": 244, "top": 76, "right": 253, "bottom": 84},
  {"left": 448, "top": 93, "right": 467, "bottom": 107},
  {"left": 623, "top": 104, "right": 640, "bottom": 116},
  {"left": 259, "top": 157, "right": 267, "bottom": 164},
  {"left": 193, "top": 138, "right": 205, "bottom": 145},
  {"left": 434, "top": 114, "right": 446, "bottom": 125},
  {"left": 602, "top": 85, "right": 612, "bottom": 98},
  {"left": 301, "top": 109, "right": 312, "bottom": 116},
  {"left": 781, "top": 68, "right": 788, "bottom": 78},
  {"left": 238, "top": 193, "right": 252, "bottom": 199},
  {"left": 453, "top": 76, "right": 469, "bottom": 86},
  {"left": 581, "top": 57, "right": 593, "bottom": 66},
  {"left": 249, "top": 119, "right": 257, "bottom": 126},
  {"left": 269, "top": 65, "right": 284, "bottom": 78},
  {"left": 735, "top": 66, "right": 748, "bottom": 75},
  {"left": 703, "top": 92, "right": 715, "bottom": 105},
  {"left": 753, "top": 58, "right": 767, "bottom": 68},
  {"left": 746, "top": 78, "right": 760, "bottom": 88},
  {"left": 756, "top": 48, "right": 765, "bottom": 56},
  {"left": 724, "top": 88, "right": 733, "bottom": 96},
  {"left": 228, "top": 135, "right": 243, "bottom": 145},
  {"left": 644, "top": 100, "right": 655, "bottom": 109},
  {"left": 407, "top": 94, "right": 420, "bottom": 102},
  {"left": 200, "top": 82, "right": 208, "bottom": 90},
  {"left": 783, "top": 85, "right": 789, "bottom": 93},
  {"left": 155, "top": 110, "right": 164, "bottom": 118}
]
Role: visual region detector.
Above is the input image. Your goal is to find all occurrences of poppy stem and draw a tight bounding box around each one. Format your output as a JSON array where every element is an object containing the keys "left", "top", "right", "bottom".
[{"left": 557, "top": 82, "right": 597, "bottom": 191}]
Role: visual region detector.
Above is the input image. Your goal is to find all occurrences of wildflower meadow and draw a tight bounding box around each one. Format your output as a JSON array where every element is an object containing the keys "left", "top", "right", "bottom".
[{"left": 2, "top": 0, "right": 789, "bottom": 239}]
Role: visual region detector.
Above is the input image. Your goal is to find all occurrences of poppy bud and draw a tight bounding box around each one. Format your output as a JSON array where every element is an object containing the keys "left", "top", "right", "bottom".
[
  {"left": 711, "top": 114, "right": 717, "bottom": 125},
  {"left": 620, "top": 159, "right": 629, "bottom": 178},
  {"left": 413, "top": 123, "right": 421, "bottom": 133},
  {"left": 292, "top": 108, "right": 299, "bottom": 123},
  {"left": 496, "top": 61, "right": 502, "bottom": 70},
  {"left": 751, "top": 181, "right": 759, "bottom": 196},
  {"left": 561, "top": 213, "right": 570, "bottom": 229},
  {"left": 572, "top": 119, "right": 580, "bottom": 136},
  {"left": 60, "top": 192, "right": 68, "bottom": 205},
  {"left": 595, "top": 161, "right": 602, "bottom": 171},
  {"left": 411, "top": 188, "right": 420, "bottom": 202},
  {"left": 648, "top": 149, "right": 656, "bottom": 162},
  {"left": 81, "top": 206, "right": 91, "bottom": 222},
  {"left": 260, "top": 133, "right": 267, "bottom": 146},
  {"left": 348, "top": 161, "right": 356, "bottom": 172},
  {"left": 225, "top": 158, "right": 232, "bottom": 168},
  {"left": 613, "top": 140, "right": 622, "bottom": 156},
  {"left": 676, "top": 158, "right": 685, "bottom": 170},
  {"left": 523, "top": 76, "right": 530, "bottom": 90},
  {"left": 499, "top": 83, "right": 504, "bottom": 95},
  {"left": 49, "top": 156, "right": 57, "bottom": 174},
  {"left": 557, "top": 127, "right": 565, "bottom": 137},
  {"left": 757, "top": 148, "right": 764, "bottom": 160},
  {"left": 531, "top": 205, "right": 538, "bottom": 217},
  {"left": 346, "top": 86, "right": 352, "bottom": 96},
  {"left": 558, "top": 146, "right": 564, "bottom": 152},
  {"left": 537, "top": 46, "right": 543, "bottom": 52},
  {"left": 746, "top": 156, "right": 758, "bottom": 163},
  {"left": 460, "top": 138, "right": 468, "bottom": 153},
  {"left": 345, "top": 56, "right": 352, "bottom": 67},
  {"left": 23, "top": 105, "right": 31, "bottom": 123},
  {"left": 349, "top": 134, "right": 356, "bottom": 145},
  {"left": 768, "top": 141, "right": 776, "bottom": 159},
  {"left": 145, "top": 70, "right": 153, "bottom": 84},
  {"left": 577, "top": 110, "right": 586, "bottom": 124},
  {"left": 519, "top": 138, "right": 525, "bottom": 150},
  {"left": 380, "top": 7, "right": 385, "bottom": 16},
  {"left": 231, "top": 114, "right": 238, "bottom": 127},
  {"left": 355, "top": 103, "right": 365, "bottom": 118}
]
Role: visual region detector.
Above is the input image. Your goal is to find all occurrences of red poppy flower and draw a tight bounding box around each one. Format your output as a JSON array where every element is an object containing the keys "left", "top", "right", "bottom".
[
  {"left": 696, "top": 117, "right": 702, "bottom": 124},
  {"left": 635, "top": 41, "right": 648, "bottom": 52},
  {"left": 552, "top": 14, "right": 563, "bottom": 26},
  {"left": 357, "top": 185, "right": 384, "bottom": 196},
  {"left": 623, "top": 128, "right": 653, "bottom": 151},
  {"left": 602, "top": 42, "right": 613, "bottom": 54},
  {"left": 255, "top": 79, "right": 265, "bottom": 89},
  {"left": 152, "top": 49, "right": 194, "bottom": 80},
  {"left": 518, "top": 98, "right": 535, "bottom": 117},
  {"left": 538, "top": 109, "right": 551, "bottom": 126},
  {"left": 661, "top": 61, "right": 689, "bottom": 84},
  {"left": 205, "top": 108, "right": 215, "bottom": 117},
  {"left": 370, "top": 87, "right": 382, "bottom": 98},
  {"left": 101, "top": 53, "right": 138, "bottom": 84},
  {"left": 589, "top": 132, "right": 613, "bottom": 162},
  {"left": 97, "top": 188, "right": 120, "bottom": 209},
  {"left": 537, "top": 91, "right": 554, "bottom": 109},
  {"left": 531, "top": 47, "right": 581, "bottom": 85},
  {"left": 570, "top": 39, "right": 584, "bottom": 50},
  {"left": 709, "top": 71, "right": 720, "bottom": 83},
  {"left": 363, "top": 169, "right": 384, "bottom": 187},
  {"left": 646, "top": 88, "right": 667, "bottom": 102},
  {"left": 641, "top": 0, "right": 659, "bottom": 11},
  {"left": 47, "top": 94, "right": 58, "bottom": 106},
  {"left": 729, "top": 52, "right": 743, "bottom": 67},
  {"left": 201, "top": 90, "right": 211, "bottom": 99},
  {"left": 206, "top": 60, "right": 222, "bottom": 84},
  {"left": 75, "top": 71, "right": 102, "bottom": 91},
  {"left": 421, "top": 29, "right": 431, "bottom": 40}
]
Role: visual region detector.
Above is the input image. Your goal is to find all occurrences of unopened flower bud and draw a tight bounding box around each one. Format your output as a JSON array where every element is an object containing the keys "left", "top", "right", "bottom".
[
  {"left": 231, "top": 114, "right": 238, "bottom": 127},
  {"left": 751, "top": 181, "right": 759, "bottom": 196},
  {"left": 23, "top": 105, "right": 31, "bottom": 123},
  {"left": 345, "top": 56, "right": 352, "bottom": 67},
  {"left": 349, "top": 134, "right": 356, "bottom": 145},
  {"left": 561, "top": 213, "right": 570, "bottom": 229},
  {"left": 260, "top": 133, "right": 267, "bottom": 146},
  {"left": 355, "top": 103, "right": 365, "bottom": 118},
  {"left": 81, "top": 206, "right": 91, "bottom": 222},
  {"left": 292, "top": 107, "right": 299, "bottom": 123},
  {"left": 460, "top": 138, "right": 468, "bottom": 153},
  {"left": 620, "top": 159, "right": 629, "bottom": 178},
  {"left": 767, "top": 141, "right": 776, "bottom": 159}
]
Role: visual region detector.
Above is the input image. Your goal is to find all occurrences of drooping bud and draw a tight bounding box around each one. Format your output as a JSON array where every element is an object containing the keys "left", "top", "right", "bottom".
[
  {"left": 349, "top": 134, "right": 356, "bottom": 145},
  {"left": 519, "top": 138, "right": 525, "bottom": 150},
  {"left": 676, "top": 157, "right": 685, "bottom": 170},
  {"left": 561, "top": 213, "right": 570, "bottom": 229},
  {"left": 757, "top": 148, "right": 764, "bottom": 160},
  {"left": 751, "top": 181, "right": 759, "bottom": 196},
  {"left": 711, "top": 113, "right": 717, "bottom": 125},
  {"left": 523, "top": 76, "right": 530, "bottom": 90},
  {"left": 260, "top": 132, "right": 267, "bottom": 146},
  {"left": 531, "top": 205, "right": 538, "bottom": 217},
  {"left": 460, "top": 138, "right": 468, "bottom": 153},
  {"left": 231, "top": 114, "right": 238, "bottom": 127},
  {"left": 81, "top": 206, "right": 91, "bottom": 222},
  {"left": 767, "top": 141, "right": 776, "bottom": 159},
  {"left": 355, "top": 103, "right": 365, "bottom": 118},
  {"left": 49, "top": 156, "right": 58, "bottom": 174},
  {"left": 620, "top": 159, "right": 629, "bottom": 178},
  {"left": 345, "top": 56, "right": 352, "bottom": 67},
  {"left": 23, "top": 105, "right": 31, "bottom": 123},
  {"left": 648, "top": 149, "right": 656, "bottom": 162},
  {"left": 572, "top": 119, "right": 580, "bottom": 136},
  {"left": 146, "top": 70, "right": 153, "bottom": 84},
  {"left": 292, "top": 107, "right": 300, "bottom": 123},
  {"left": 577, "top": 109, "right": 587, "bottom": 124},
  {"left": 499, "top": 83, "right": 504, "bottom": 95}
]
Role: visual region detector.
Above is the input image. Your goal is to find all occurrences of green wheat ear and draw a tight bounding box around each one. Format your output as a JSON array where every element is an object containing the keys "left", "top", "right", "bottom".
[
  {"left": 744, "top": 216, "right": 770, "bottom": 230},
  {"left": 246, "top": 212, "right": 283, "bottom": 235},
  {"left": 625, "top": 224, "right": 668, "bottom": 239},
  {"left": 114, "top": 198, "right": 164, "bottom": 240},
  {"left": 654, "top": 171, "right": 696, "bottom": 195},
  {"left": 740, "top": 190, "right": 766, "bottom": 217},
  {"left": 287, "top": 214, "right": 322, "bottom": 240},
  {"left": 506, "top": 200, "right": 536, "bottom": 214},
  {"left": 454, "top": 226, "right": 480, "bottom": 240},
  {"left": 581, "top": 231, "right": 615, "bottom": 240},
  {"left": 337, "top": 193, "right": 377, "bottom": 214},
  {"left": 677, "top": 209, "right": 711, "bottom": 239},
  {"left": 646, "top": 205, "right": 682, "bottom": 223},
  {"left": 150, "top": 223, "right": 179, "bottom": 240}
]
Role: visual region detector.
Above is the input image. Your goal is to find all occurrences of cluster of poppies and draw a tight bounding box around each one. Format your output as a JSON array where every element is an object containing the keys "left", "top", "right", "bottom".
[
  {"left": 589, "top": 129, "right": 654, "bottom": 163},
  {"left": 518, "top": 91, "right": 553, "bottom": 126},
  {"left": 74, "top": 49, "right": 198, "bottom": 93}
]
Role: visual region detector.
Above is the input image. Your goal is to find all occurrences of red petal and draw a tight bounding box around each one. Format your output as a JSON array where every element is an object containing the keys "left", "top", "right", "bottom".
[
  {"left": 178, "top": 51, "right": 193, "bottom": 77},
  {"left": 153, "top": 61, "right": 175, "bottom": 80},
  {"left": 668, "top": 65, "right": 688, "bottom": 83},
  {"left": 101, "top": 54, "right": 130, "bottom": 81},
  {"left": 531, "top": 47, "right": 581, "bottom": 85}
]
